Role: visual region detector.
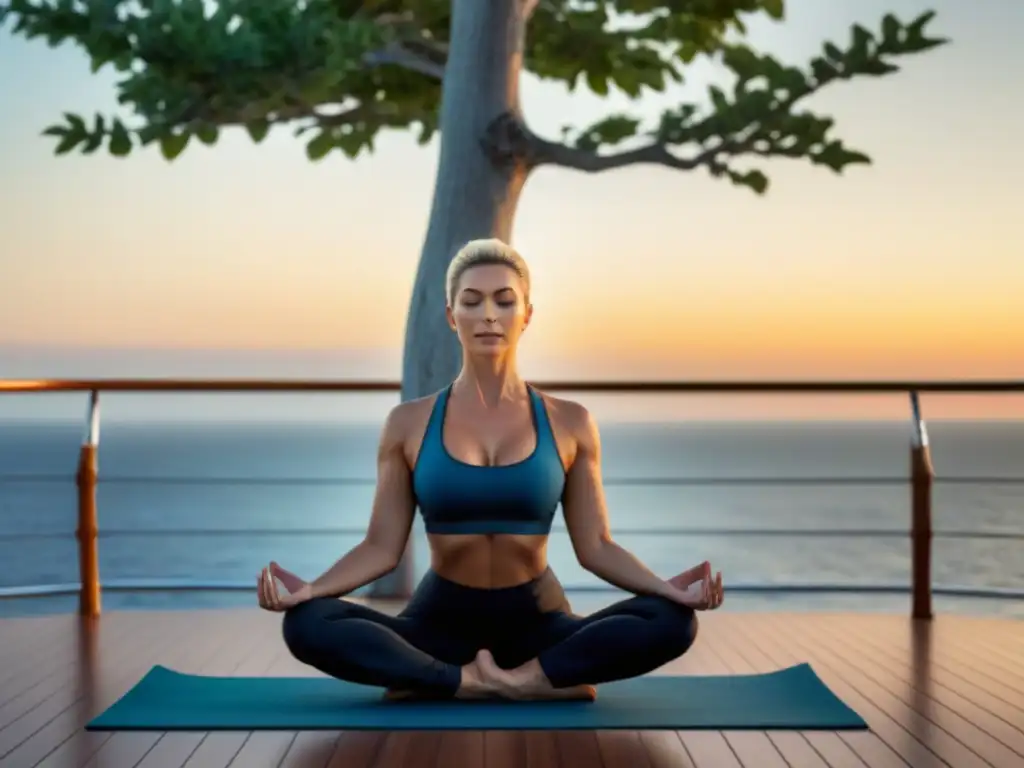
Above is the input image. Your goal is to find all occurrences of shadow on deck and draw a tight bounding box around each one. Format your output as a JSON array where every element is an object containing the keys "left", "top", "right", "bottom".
[{"left": 0, "top": 608, "right": 1022, "bottom": 768}]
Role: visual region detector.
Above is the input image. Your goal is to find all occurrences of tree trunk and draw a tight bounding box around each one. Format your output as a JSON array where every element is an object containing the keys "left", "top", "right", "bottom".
[{"left": 370, "top": 0, "right": 532, "bottom": 598}]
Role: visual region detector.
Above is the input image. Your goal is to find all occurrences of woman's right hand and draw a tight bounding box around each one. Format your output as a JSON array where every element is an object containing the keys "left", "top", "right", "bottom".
[
  {"left": 668, "top": 561, "right": 724, "bottom": 611},
  {"left": 257, "top": 561, "right": 313, "bottom": 612}
]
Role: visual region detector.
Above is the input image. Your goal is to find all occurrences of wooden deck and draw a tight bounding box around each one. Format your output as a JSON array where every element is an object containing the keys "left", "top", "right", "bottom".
[{"left": 0, "top": 607, "right": 1022, "bottom": 768}]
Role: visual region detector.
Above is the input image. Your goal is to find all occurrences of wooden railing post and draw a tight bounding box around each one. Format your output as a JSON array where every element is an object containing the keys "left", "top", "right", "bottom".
[
  {"left": 909, "top": 391, "right": 934, "bottom": 620},
  {"left": 76, "top": 390, "right": 102, "bottom": 618}
]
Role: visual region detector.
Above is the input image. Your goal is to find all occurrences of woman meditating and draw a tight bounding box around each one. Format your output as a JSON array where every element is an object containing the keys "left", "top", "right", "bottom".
[{"left": 256, "top": 238, "right": 725, "bottom": 702}]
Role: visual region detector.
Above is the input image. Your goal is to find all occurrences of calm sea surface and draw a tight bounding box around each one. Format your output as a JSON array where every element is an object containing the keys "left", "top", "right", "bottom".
[{"left": 1, "top": 419, "right": 1022, "bottom": 619}]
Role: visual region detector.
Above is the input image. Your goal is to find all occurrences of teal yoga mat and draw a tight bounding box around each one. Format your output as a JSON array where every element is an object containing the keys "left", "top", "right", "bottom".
[{"left": 87, "top": 663, "right": 866, "bottom": 732}]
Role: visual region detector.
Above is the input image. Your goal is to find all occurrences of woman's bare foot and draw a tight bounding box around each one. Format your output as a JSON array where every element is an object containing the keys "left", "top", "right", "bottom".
[
  {"left": 454, "top": 658, "right": 497, "bottom": 699},
  {"left": 383, "top": 659, "right": 499, "bottom": 701},
  {"left": 474, "top": 650, "right": 597, "bottom": 702}
]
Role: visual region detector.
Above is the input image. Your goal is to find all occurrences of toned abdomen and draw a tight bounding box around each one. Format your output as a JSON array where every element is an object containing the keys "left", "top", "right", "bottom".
[{"left": 427, "top": 533, "right": 550, "bottom": 589}]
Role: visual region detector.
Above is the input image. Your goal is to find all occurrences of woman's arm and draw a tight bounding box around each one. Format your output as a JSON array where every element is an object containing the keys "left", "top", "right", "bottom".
[
  {"left": 560, "top": 402, "right": 685, "bottom": 602},
  {"left": 308, "top": 405, "right": 416, "bottom": 599}
]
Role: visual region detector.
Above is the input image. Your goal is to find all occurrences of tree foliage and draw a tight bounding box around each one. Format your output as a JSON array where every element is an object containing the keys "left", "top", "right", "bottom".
[{"left": 1, "top": 0, "right": 947, "bottom": 193}]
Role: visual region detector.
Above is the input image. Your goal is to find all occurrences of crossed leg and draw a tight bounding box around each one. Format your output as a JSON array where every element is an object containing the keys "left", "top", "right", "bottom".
[
  {"left": 282, "top": 593, "right": 698, "bottom": 702},
  {"left": 480, "top": 593, "right": 699, "bottom": 700},
  {"left": 281, "top": 597, "right": 478, "bottom": 697}
]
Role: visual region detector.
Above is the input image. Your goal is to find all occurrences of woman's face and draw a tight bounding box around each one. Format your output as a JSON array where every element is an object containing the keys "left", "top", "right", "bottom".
[{"left": 447, "top": 264, "right": 532, "bottom": 356}]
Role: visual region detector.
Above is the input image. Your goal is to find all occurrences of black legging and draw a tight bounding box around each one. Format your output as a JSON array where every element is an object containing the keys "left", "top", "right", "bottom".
[{"left": 282, "top": 568, "right": 698, "bottom": 696}]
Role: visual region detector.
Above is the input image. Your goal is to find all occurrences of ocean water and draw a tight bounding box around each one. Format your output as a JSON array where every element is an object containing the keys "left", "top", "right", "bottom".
[{"left": 0, "top": 418, "right": 1022, "bottom": 619}]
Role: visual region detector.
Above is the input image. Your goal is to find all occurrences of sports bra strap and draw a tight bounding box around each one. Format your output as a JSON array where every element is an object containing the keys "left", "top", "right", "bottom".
[
  {"left": 527, "top": 386, "right": 557, "bottom": 451},
  {"left": 423, "top": 385, "right": 452, "bottom": 447}
]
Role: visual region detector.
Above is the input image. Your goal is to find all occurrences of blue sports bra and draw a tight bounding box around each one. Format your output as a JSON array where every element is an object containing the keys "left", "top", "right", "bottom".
[{"left": 411, "top": 385, "right": 566, "bottom": 535}]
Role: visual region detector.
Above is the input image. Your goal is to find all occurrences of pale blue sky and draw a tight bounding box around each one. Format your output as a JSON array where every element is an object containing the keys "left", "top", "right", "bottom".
[{"left": 1, "top": 0, "right": 1022, "bottom": 421}]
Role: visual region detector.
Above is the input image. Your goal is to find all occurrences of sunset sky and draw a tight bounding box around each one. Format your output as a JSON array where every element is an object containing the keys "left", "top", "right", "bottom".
[{"left": 1, "top": 0, "right": 1021, "bottom": 420}]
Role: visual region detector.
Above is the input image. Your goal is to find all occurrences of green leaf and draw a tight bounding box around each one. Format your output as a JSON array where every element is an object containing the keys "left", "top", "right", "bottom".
[
  {"left": 336, "top": 131, "right": 369, "bottom": 158},
  {"left": 246, "top": 119, "right": 270, "bottom": 143},
  {"left": 160, "top": 132, "right": 190, "bottom": 160},
  {"left": 108, "top": 120, "right": 133, "bottom": 157},
  {"left": 812, "top": 141, "right": 871, "bottom": 172},
  {"left": 54, "top": 133, "right": 82, "bottom": 156},
  {"left": 81, "top": 132, "right": 105, "bottom": 154},
  {"left": 900, "top": 13, "right": 948, "bottom": 55},
  {"left": 576, "top": 114, "right": 642, "bottom": 150},
  {"left": 7, "top": 0, "right": 948, "bottom": 184},
  {"left": 728, "top": 169, "right": 769, "bottom": 195},
  {"left": 880, "top": 13, "right": 902, "bottom": 47},
  {"left": 585, "top": 71, "right": 609, "bottom": 96},
  {"left": 848, "top": 25, "right": 874, "bottom": 62},
  {"left": 708, "top": 85, "right": 729, "bottom": 112},
  {"left": 761, "top": 0, "right": 784, "bottom": 21},
  {"left": 64, "top": 113, "right": 86, "bottom": 133},
  {"left": 860, "top": 60, "right": 900, "bottom": 76},
  {"left": 906, "top": 10, "right": 937, "bottom": 38},
  {"left": 823, "top": 43, "right": 844, "bottom": 63},
  {"left": 722, "top": 45, "right": 761, "bottom": 82},
  {"left": 195, "top": 124, "right": 219, "bottom": 146},
  {"left": 305, "top": 129, "right": 334, "bottom": 161},
  {"left": 904, "top": 36, "right": 948, "bottom": 54},
  {"left": 810, "top": 57, "right": 839, "bottom": 83},
  {"left": 416, "top": 121, "right": 437, "bottom": 146}
]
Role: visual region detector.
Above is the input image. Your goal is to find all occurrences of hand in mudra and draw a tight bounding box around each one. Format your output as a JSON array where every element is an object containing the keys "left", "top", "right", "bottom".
[
  {"left": 669, "top": 560, "right": 724, "bottom": 611},
  {"left": 257, "top": 561, "right": 312, "bottom": 612}
]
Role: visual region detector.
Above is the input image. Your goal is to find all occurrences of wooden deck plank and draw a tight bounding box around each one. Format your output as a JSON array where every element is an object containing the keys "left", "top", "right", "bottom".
[
  {"left": 824, "top": 616, "right": 1024, "bottom": 762},
  {"left": 224, "top": 650, "right": 304, "bottom": 768},
  {"left": 671, "top": 622, "right": 788, "bottom": 768},
  {"left": 0, "top": 616, "right": 86, "bottom": 694},
  {"left": 100, "top": 611, "right": 266, "bottom": 768},
  {"left": 703, "top": 621, "right": 803, "bottom": 767},
  {"left": 0, "top": 625, "right": 117, "bottom": 734},
  {"left": 37, "top": 611, "right": 245, "bottom": 768},
  {"left": 747, "top": 614, "right": 1011, "bottom": 767},
  {"left": 701, "top": 615, "right": 830, "bottom": 767},
  {"left": 595, "top": 730, "right": 652, "bottom": 768},
  {"left": 930, "top": 624, "right": 1024, "bottom": 700},
  {"left": 957, "top": 624, "right": 1024, "bottom": 667},
  {"left": 179, "top": 617, "right": 287, "bottom": 768},
  {"left": 324, "top": 731, "right": 387, "bottom": 768},
  {"left": 0, "top": 616, "right": 126, "bottom": 728},
  {"left": 850, "top": 620, "right": 1024, "bottom": 729},
  {"left": 554, "top": 730, "right": 604, "bottom": 767},
  {"left": 1, "top": 609, "right": 1022, "bottom": 768},
  {"left": 659, "top": 620, "right": 746, "bottom": 767},
  {"left": 722, "top": 615, "right": 928, "bottom": 768},
  {"left": 638, "top": 731, "right": 696, "bottom": 768},
  {"left": 274, "top": 731, "right": 340, "bottom": 768},
  {"left": 524, "top": 731, "right": 561, "bottom": 768},
  {"left": 706, "top": 616, "right": 875, "bottom": 768},
  {"left": 0, "top": 613, "right": 192, "bottom": 767},
  {"left": 779, "top": 615, "right": 1017, "bottom": 768},
  {"left": 483, "top": 731, "right": 526, "bottom": 768}
]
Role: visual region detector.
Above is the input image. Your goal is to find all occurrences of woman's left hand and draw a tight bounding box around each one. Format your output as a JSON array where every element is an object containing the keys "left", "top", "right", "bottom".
[
  {"left": 667, "top": 560, "right": 724, "bottom": 611},
  {"left": 257, "top": 562, "right": 312, "bottom": 612}
]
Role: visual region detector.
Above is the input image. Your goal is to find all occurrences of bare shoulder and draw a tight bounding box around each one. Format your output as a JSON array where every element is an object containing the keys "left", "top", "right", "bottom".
[
  {"left": 382, "top": 394, "right": 436, "bottom": 435},
  {"left": 536, "top": 391, "right": 600, "bottom": 462},
  {"left": 381, "top": 390, "right": 443, "bottom": 464}
]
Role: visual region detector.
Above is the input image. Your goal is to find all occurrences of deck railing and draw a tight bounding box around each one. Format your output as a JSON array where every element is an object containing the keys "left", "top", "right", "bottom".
[{"left": 2, "top": 377, "right": 1023, "bottom": 621}]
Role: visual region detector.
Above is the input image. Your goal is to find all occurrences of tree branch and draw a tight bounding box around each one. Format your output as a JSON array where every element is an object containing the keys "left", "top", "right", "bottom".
[
  {"left": 527, "top": 11, "right": 947, "bottom": 193},
  {"left": 481, "top": 110, "right": 725, "bottom": 175},
  {"left": 365, "top": 10, "right": 448, "bottom": 79},
  {"left": 529, "top": 138, "right": 716, "bottom": 173},
  {"left": 363, "top": 41, "right": 445, "bottom": 80}
]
